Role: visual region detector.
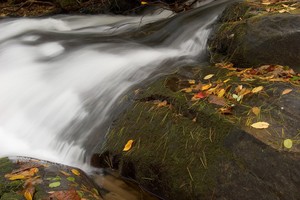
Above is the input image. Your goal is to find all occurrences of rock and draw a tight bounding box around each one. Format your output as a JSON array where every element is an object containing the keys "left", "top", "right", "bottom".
[
  {"left": 96, "top": 63, "right": 300, "bottom": 199},
  {"left": 208, "top": 1, "right": 300, "bottom": 71},
  {"left": 0, "top": 157, "right": 103, "bottom": 200}
]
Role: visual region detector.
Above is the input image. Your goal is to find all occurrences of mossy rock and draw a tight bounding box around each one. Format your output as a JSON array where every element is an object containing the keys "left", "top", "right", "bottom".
[
  {"left": 96, "top": 64, "right": 300, "bottom": 199},
  {"left": 208, "top": 1, "right": 300, "bottom": 71}
]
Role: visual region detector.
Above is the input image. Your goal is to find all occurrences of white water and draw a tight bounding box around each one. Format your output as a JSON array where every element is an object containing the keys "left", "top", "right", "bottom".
[{"left": 0, "top": 1, "right": 229, "bottom": 169}]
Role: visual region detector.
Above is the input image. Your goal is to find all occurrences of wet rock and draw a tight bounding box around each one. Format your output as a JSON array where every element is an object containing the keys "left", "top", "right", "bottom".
[
  {"left": 0, "top": 157, "right": 102, "bottom": 200},
  {"left": 208, "top": 1, "right": 300, "bottom": 71},
  {"left": 97, "top": 63, "right": 300, "bottom": 199}
]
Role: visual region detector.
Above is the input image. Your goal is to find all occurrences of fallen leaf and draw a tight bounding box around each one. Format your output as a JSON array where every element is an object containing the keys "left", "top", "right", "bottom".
[
  {"left": 49, "top": 181, "right": 61, "bottom": 188},
  {"left": 208, "top": 95, "right": 227, "bottom": 106},
  {"left": 201, "top": 84, "right": 212, "bottom": 91},
  {"left": 203, "top": 74, "right": 214, "bottom": 80},
  {"left": 252, "top": 107, "right": 260, "bottom": 116},
  {"left": 60, "top": 171, "right": 71, "bottom": 176},
  {"left": 219, "top": 107, "right": 232, "bottom": 115},
  {"left": 6, "top": 174, "right": 26, "bottom": 180},
  {"left": 123, "top": 140, "right": 134, "bottom": 152},
  {"left": 141, "top": 1, "right": 148, "bottom": 5},
  {"left": 181, "top": 88, "right": 193, "bottom": 93},
  {"left": 155, "top": 100, "right": 168, "bottom": 108},
  {"left": 24, "top": 190, "right": 32, "bottom": 200},
  {"left": 252, "top": 86, "right": 264, "bottom": 93},
  {"left": 24, "top": 184, "right": 35, "bottom": 200},
  {"left": 250, "top": 122, "right": 270, "bottom": 129},
  {"left": 188, "top": 79, "right": 195, "bottom": 84},
  {"left": 223, "top": 78, "right": 231, "bottom": 83},
  {"left": 192, "top": 118, "right": 196, "bottom": 122},
  {"left": 67, "top": 177, "right": 75, "bottom": 182},
  {"left": 217, "top": 89, "right": 225, "bottom": 97},
  {"left": 282, "top": 89, "right": 292, "bottom": 95},
  {"left": 71, "top": 169, "right": 80, "bottom": 176},
  {"left": 192, "top": 92, "right": 206, "bottom": 100},
  {"left": 49, "top": 190, "right": 81, "bottom": 200},
  {"left": 283, "top": 139, "right": 293, "bottom": 149}
]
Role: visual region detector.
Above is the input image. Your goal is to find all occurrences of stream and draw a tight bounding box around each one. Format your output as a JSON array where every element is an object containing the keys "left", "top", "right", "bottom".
[{"left": 0, "top": 0, "right": 232, "bottom": 173}]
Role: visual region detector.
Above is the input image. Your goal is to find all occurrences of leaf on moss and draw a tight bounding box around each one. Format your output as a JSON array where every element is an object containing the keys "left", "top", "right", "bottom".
[
  {"left": 252, "top": 86, "right": 264, "bottom": 93},
  {"left": 283, "top": 139, "right": 293, "bottom": 149},
  {"left": 252, "top": 107, "right": 260, "bottom": 116},
  {"left": 250, "top": 122, "right": 269, "bottom": 129},
  {"left": 49, "top": 181, "right": 61, "bottom": 188},
  {"left": 123, "top": 140, "right": 134, "bottom": 152},
  {"left": 203, "top": 74, "right": 214, "bottom": 80},
  {"left": 71, "top": 169, "right": 80, "bottom": 176},
  {"left": 282, "top": 89, "right": 292, "bottom": 95}
]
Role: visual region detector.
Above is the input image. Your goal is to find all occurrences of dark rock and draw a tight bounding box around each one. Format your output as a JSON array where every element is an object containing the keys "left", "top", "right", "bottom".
[{"left": 208, "top": 2, "right": 300, "bottom": 71}]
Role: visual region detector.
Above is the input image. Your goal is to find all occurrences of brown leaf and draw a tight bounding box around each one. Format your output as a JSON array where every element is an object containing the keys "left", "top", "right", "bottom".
[
  {"left": 219, "top": 107, "right": 232, "bottom": 115},
  {"left": 282, "top": 89, "right": 293, "bottom": 95},
  {"left": 208, "top": 95, "right": 227, "bottom": 106},
  {"left": 49, "top": 190, "right": 81, "bottom": 200}
]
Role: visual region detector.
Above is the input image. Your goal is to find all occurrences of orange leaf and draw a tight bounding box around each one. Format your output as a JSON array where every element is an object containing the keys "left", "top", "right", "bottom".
[
  {"left": 123, "top": 140, "right": 134, "bottom": 152},
  {"left": 252, "top": 107, "right": 260, "bottom": 116},
  {"left": 201, "top": 84, "right": 212, "bottom": 91}
]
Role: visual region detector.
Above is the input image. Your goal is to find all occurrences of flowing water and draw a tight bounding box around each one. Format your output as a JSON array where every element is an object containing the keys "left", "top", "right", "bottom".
[{"left": 0, "top": 0, "right": 232, "bottom": 172}]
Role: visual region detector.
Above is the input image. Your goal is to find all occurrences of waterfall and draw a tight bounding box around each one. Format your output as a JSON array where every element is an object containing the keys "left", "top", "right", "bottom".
[{"left": 0, "top": 0, "right": 232, "bottom": 169}]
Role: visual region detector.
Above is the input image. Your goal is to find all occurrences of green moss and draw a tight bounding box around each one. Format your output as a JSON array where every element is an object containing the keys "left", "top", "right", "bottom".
[{"left": 0, "top": 192, "right": 23, "bottom": 200}]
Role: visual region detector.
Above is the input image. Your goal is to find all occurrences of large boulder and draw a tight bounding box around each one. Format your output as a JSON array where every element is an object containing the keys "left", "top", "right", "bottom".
[
  {"left": 95, "top": 62, "right": 300, "bottom": 199},
  {"left": 208, "top": 1, "right": 300, "bottom": 71}
]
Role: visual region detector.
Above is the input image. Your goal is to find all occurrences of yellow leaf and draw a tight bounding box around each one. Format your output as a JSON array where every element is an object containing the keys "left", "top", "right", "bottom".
[
  {"left": 181, "top": 88, "right": 193, "bottom": 93},
  {"left": 282, "top": 89, "right": 292, "bottom": 95},
  {"left": 201, "top": 84, "right": 212, "bottom": 91},
  {"left": 203, "top": 74, "right": 214, "bottom": 80},
  {"left": 123, "top": 140, "right": 134, "bottom": 152},
  {"left": 252, "top": 107, "right": 260, "bottom": 116},
  {"left": 60, "top": 170, "right": 70, "bottom": 176},
  {"left": 283, "top": 139, "right": 293, "bottom": 149},
  {"left": 141, "top": 1, "right": 148, "bottom": 5},
  {"left": 223, "top": 78, "right": 230, "bottom": 83},
  {"left": 252, "top": 86, "right": 264, "bottom": 93},
  {"left": 24, "top": 190, "right": 32, "bottom": 200},
  {"left": 7, "top": 174, "right": 26, "bottom": 180},
  {"left": 71, "top": 169, "right": 80, "bottom": 176},
  {"left": 250, "top": 122, "right": 269, "bottom": 129},
  {"left": 188, "top": 79, "right": 195, "bottom": 84},
  {"left": 217, "top": 89, "right": 225, "bottom": 97}
]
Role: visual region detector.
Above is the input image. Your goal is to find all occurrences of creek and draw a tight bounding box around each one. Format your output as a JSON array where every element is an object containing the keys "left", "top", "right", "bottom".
[{"left": 0, "top": 0, "right": 232, "bottom": 171}]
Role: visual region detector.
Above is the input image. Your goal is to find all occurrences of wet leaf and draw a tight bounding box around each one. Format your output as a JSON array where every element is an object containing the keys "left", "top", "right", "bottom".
[
  {"left": 60, "top": 171, "right": 70, "bottom": 176},
  {"left": 223, "top": 78, "right": 230, "bottom": 83},
  {"left": 192, "top": 92, "right": 206, "bottom": 100},
  {"left": 141, "top": 1, "right": 148, "bottom": 5},
  {"left": 181, "top": 88, "right": 193, "bottom": 93},
  {"left": 49, "top": 181, "right": 61, "bottom": 188},
  {"left": 71, "top": 169, "right": 80, "bottom": 176},
  {"left": 49, "top": 190, "right": 81, "bottom": 200},
  {"left": 252, "top": 86, "right": 264, "bottom": 93},
  {"left": 203, "top": 74, "right": 214, "bottom": 80},
  {"left": 188, "top": 79, "right": 195, "bottom": 84},
  {"left": 155, "top": 100, "right": 168, "bottom": 108},
  {"left": 201, "top": 84, "right": 212, "bottom": 91},
  {"left": 217, "top": 89, "right": 225, "bottom": 97},
  {"left": 282, "top": 89, "right": 292, "bottom": 95},
  {"left": 219, "top": 107, "right": 232, "bottom": 115},
  {"left": 250, "top": 122, "right": 269, "bottom": 129},
  {"left": 252, "top": 107, "right": 260, "bottom": 116},
  {"left": 67, "top": 177, "right": 75, "bottom": 182},
  {"left": 123, "top": 140, "right": 134, "bottom": 152},
  {"left": 208, "top": 95, "right": 227, "bottom": 106},
  {"left": 24, "top": 190, "right": 32, "bottom": 200},
  {"left": 283, "top": 139, "right": 293, "bottom": 149},
  {"left": 6, "top": 174, "right": 26, "bottom": 180}
]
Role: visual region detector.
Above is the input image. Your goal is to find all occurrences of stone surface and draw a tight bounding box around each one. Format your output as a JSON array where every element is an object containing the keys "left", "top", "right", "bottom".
[
  {"left": 208, "top": 1, "right": 300, "bottom": 71},
  {"left": 96, "top": 63, "right": 300, "bottom": 199}
]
